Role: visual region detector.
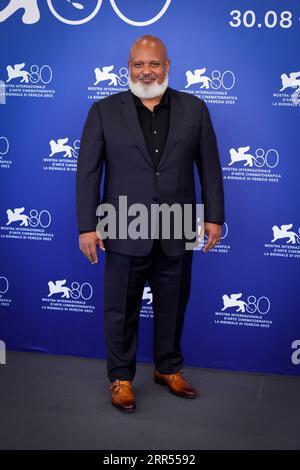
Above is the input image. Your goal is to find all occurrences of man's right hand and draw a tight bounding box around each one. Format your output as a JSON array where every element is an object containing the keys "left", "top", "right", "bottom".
[{"left": 79, "top": 231, "right": 106, "bottom": 264}]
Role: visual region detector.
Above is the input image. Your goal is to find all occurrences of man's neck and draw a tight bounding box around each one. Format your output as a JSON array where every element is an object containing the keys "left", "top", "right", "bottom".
[{"left": 139, "top": 94, "right": 164, "bottom": 112}]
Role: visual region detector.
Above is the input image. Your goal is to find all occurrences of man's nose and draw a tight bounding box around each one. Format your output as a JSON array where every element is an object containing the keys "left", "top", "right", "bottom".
[{"left": 143, "top": 64, "right": 152, "bottom": 74}]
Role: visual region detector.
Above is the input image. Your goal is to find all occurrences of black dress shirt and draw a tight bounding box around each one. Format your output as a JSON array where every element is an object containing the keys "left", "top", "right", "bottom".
[{"left": 132, "top": 87, "right": 170, "bottom": 169}]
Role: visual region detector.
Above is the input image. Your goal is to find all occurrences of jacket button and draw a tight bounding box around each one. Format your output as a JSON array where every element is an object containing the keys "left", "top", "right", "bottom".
[{"left": 155, "top": 171, "right": 160, "bottom": 176}]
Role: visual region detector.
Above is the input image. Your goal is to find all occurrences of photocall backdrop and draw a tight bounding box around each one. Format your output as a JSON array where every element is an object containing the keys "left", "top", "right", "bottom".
[{"left": 0, "top": 0, "right": 299, "bottom": 375}]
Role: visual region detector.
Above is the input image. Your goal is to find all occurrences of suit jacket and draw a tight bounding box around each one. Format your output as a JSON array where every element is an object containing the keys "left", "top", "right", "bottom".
[{"left": 76, "top": 86, "right": 225, "bottom": 256}]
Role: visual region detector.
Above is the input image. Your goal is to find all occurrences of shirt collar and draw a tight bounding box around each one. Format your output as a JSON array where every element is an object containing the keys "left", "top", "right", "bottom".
[{"left": 132, "top": 87, "right": 170, "bottom": 108}]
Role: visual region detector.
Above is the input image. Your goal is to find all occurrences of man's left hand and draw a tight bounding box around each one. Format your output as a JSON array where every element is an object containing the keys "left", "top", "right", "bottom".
[{"left": 201, "top": 222, "right": 222, "bottom": 252}]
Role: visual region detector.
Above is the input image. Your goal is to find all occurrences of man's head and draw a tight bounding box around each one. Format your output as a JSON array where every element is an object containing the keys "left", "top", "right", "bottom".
[{"left": 127, "top": 35, "right": 170, "bottom": 99}]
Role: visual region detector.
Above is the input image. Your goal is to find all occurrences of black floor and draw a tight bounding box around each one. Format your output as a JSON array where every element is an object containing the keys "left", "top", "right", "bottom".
[{"left": 0, "top": 351, "right": 299, "bottom": 450}]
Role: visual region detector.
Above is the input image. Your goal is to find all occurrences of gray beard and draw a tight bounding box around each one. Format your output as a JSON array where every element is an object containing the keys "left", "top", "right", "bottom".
[{"left": 128, "top": 73, "right": 169, "bottom": 100}]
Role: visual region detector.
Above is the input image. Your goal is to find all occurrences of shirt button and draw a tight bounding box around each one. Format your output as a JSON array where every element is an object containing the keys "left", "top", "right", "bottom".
[
  {"left": 155, "top": 149, "right": 159, "bottom": 153},
  {"left": 153, "top": 130, "right": 157, "bottom": 134},
  {"left": 152, "top": 113, "right": 155, "bottom": 117},
  {"left": 156, "top": 171, "right": 160, "bottom": 176}
]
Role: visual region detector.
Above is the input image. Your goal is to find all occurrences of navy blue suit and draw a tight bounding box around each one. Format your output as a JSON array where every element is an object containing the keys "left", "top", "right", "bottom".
[{"left": 76, "top": 87, "right": 225, "bottom": 382}]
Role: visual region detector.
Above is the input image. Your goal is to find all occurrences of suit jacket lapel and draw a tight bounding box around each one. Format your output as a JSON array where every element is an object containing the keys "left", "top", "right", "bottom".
[
  {"left": 158, "top": 87, "right": 185, "bottom": 170},
  {"left": 121, "top": 90, "right": 153, "bottom": 168}
]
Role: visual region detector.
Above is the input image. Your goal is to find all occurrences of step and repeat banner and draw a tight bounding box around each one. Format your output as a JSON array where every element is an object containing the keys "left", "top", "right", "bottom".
[{"left": 0, "top": 1, "right": 299, "bottom": 374}]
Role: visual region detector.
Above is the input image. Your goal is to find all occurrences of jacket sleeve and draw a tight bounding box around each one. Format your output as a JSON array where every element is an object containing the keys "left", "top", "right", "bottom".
[
  {"left": 195, "top": 100, "right": 225, "bottom": 225},
  {"left": 76, "top": 102, "right": 105, "bottom": 233}
]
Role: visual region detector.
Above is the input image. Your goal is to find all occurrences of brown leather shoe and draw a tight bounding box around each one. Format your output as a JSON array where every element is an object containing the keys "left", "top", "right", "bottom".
[
  {"left": 110, "top": 379, "right": 136, "bottom": 412},
  {"left": 154, "top": 370, "right": 197, "bottom": 398}
]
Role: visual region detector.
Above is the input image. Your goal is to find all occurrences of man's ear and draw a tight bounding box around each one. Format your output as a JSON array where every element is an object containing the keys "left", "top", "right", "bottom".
[{"left": 166, "top": 59, "right": 170, "bottom": 73}]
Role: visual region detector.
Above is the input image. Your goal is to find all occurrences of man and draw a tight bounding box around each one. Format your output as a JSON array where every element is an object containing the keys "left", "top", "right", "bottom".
[{"left": 76, "top": 35, "right": 225, "bottom": 413}]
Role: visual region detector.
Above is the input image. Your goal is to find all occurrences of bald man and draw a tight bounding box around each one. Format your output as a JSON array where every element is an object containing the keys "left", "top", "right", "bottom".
[{"left": 76, "top": 35, "right": 225, "bottom": 412}]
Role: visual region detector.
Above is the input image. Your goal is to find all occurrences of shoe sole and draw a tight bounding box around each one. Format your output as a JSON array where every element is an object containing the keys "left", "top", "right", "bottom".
[
  {"left": 154, "top": 375, "right": 197, "bottom": 398},
  {"left": 112, "top": 402, "right": 136, "bottom": 413}
]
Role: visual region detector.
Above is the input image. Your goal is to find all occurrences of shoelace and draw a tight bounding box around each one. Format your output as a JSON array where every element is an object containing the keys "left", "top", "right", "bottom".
[
  {"left": 159, "top": 370, "right": 183, "bottom": 383},
  {"left": 170, "top": 371, "right": 183, "bottom": 382},
  {"left": 110, "top": 379, "right": 132, "bottom": 394}
]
